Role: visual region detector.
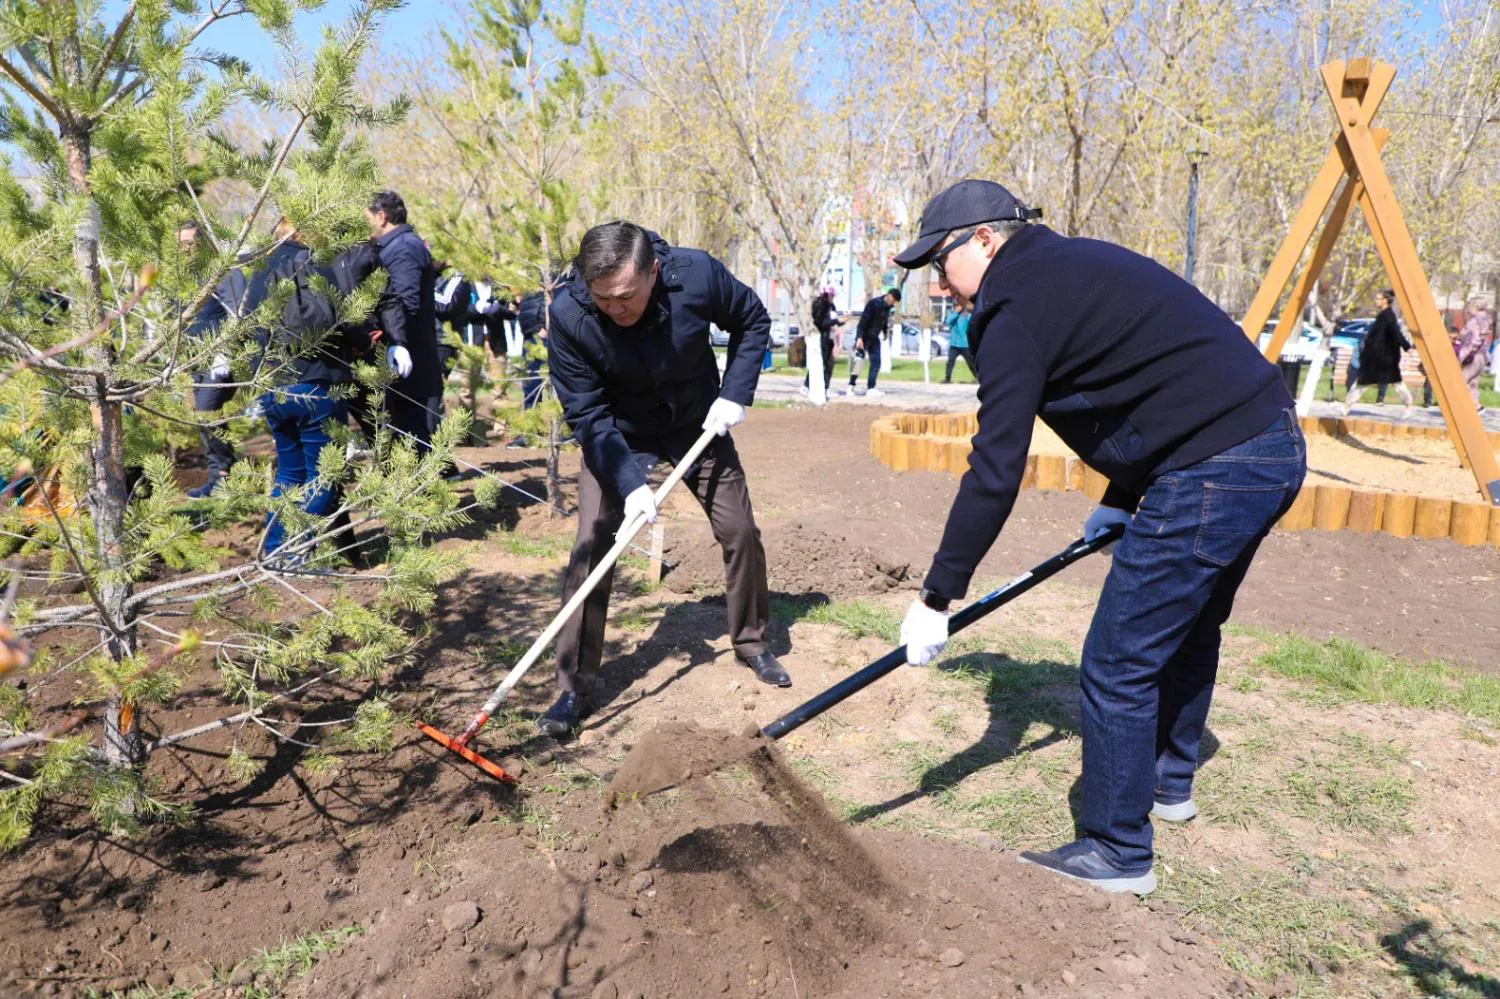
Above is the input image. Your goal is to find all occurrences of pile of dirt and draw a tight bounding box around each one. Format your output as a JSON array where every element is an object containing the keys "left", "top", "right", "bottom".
[
  {"left": 605, "top": 721, "right": 768, "bottom": 802},
  {"left": 662, "top": 522, "right": 921, "bottom": 599},
  {"left": 294, "top": 723, "right": 1236, "bottom": 998}
]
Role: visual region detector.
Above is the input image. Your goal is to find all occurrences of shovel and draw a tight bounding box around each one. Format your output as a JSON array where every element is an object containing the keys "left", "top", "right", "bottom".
[
  {"left": 419, "top": 426, "right": 720, "bottom": 783},
  {"left": 761, "top": 527, "right": 1120, "bottom": 740},
  {"left": 606, "top": 528, "right": 1121, "bottom": 801}
]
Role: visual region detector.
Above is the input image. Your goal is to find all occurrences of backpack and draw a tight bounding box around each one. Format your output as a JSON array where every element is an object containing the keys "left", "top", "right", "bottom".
[{"left": 272, "top": 247, "right": 338, "bottom": 337}]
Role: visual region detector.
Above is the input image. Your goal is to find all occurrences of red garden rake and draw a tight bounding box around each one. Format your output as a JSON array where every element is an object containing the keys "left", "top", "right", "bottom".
[{"left": 418, "top": 427, "right": 719, "bottom": 783}]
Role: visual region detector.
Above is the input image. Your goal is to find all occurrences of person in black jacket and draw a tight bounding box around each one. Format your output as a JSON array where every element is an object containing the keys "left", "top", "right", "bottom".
[
  {"left": 893, "top": 180, "right": 1306, "bottom": 895},
  {"left": 539, "top": 221, "right": 787, "bottom": 736},
  {"left": 805, "top": 285, "right": 843, "bottom": 396},
  {"left": 848, "top": 287, "right": 900, "bottom": 397},
  {"left": 176, "top": 219, "right": 249, "bottom": 498},
  {"left": 244, "top": 220, "right": 352, "bottom": 561},
  {"left": 1339, "top": 290, "right": 1412, "bottom": 417},
  {"left": 366, "top": 190, "right": 442, "bottom": 451}
]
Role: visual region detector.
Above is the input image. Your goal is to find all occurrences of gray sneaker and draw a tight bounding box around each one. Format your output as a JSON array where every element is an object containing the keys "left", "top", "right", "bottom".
[
  {"left": 1018, "top": 838, "right": 1156, "bottom": 895},
  {"left": 1151, "top": 798, "right": 1197, "bottom": 823}
]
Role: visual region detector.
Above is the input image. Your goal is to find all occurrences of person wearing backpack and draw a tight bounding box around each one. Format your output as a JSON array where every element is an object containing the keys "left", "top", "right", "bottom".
[
  {"left": 245, "top": 219, "right": 351, "bottom": 562},
  {"left": 367, "top": 190, "right": 442, "bottom": 451}
]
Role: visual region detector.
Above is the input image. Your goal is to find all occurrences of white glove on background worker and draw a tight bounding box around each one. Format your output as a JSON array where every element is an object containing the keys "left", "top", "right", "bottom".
[
  {"left": 900, "top": 599, "right": 950, "bottom": 666},
  {"left": 209, "top": 355, "right": 231, "bottom": 381},
  {"left": 386, "top": 344, "right": 413, "bottom": 379},
  {"left": 702, "top": 397, "right": 746, "bottom": 437},
  {"left": 615, "top": 485, "right": 658, "bottom": 542},
  {"left": 1083, "top": 505, "right": 1131, "bottom": 552}
]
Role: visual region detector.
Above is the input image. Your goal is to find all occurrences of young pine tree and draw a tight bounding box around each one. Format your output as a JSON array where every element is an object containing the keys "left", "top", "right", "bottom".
[{"left": 0, "top": 1, "right": 476, "bottom": 846}]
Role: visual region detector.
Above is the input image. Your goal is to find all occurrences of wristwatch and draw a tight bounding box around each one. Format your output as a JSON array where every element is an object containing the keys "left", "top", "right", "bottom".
[{"left": 918, "top": 587, "right": 951, "bottom": 612}]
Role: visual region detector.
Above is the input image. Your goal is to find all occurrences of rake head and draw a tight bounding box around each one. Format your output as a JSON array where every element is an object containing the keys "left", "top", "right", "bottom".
[{"left": 416, "top": 721, "right": 517, "bottom": 785}]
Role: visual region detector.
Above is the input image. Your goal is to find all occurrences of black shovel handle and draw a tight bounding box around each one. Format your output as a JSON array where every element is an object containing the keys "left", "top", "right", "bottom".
[{"left": 760, "top": 527, "right": 1120, "bottom": 742}]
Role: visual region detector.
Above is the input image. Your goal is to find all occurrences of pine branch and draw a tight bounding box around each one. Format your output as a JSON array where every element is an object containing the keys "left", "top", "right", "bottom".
[
  {"left": 86, "top": 1, "right": 137, "bottom": 94},
  {"left": 0, "top": 52, "right": 66, "bottom": 123}
]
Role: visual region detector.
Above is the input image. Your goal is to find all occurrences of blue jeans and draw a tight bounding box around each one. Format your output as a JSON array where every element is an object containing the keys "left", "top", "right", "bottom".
[
  {"left": 1078, "top": 408, "right": 1306, "bottom": 871},
  {"left": 262, "top": 381, "right": 347, "bottom": 556}
]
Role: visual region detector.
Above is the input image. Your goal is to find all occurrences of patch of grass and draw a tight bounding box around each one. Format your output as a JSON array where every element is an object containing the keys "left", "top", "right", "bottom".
[
  {"left": 931, "top": 708, "right": 964, "bottom": 739},
  {"left": 949, "top": 783, "right": 1074, "bottom": 845},
  {"left": 1252, "top": 634, "right": 1500, "bottom": 725},
  {"left": 1195, "top": 726, "right": 1413, "bottom": 836},
  {"left": 1157, "top": 858, "right": 1375, "bottom": 983},
  {"left": 1282, "top": 733, "right": 1414, "bottom": 834},
  {"left": 769, "top": 593, "right": 832, "bottom": 627},
  {"left": 520, "top": 801, "right": 572, "bottom": 850},
  {"left": 495, "top": 531, "right": 572, "bottom": 559},
  {"left": 241, "top": 924, "right": 365, "bottom": 993},
  {"left": 788, "top": 755, "right": 841, "bottom": 794},
  {"left": 803, "top": 599, "right": 901, "bottom": 643},
  {"left": 613, "top": 605, "right": 660, "bottom": 633}
]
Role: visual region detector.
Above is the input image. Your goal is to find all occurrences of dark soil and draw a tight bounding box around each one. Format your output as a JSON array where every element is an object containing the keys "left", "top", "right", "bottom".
[{"left": 2, "top": 402, "right": 1493, "bottom": 998}]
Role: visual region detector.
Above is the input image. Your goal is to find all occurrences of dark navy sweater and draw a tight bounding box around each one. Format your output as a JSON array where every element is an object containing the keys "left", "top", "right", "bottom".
[{"left": 926, "top": 225, "right": 1290, "bottom": 599}]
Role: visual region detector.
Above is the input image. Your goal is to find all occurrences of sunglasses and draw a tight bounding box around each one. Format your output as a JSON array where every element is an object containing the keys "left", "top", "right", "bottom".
[{"left": 930, "top": 228, "right": 976, "bottom": 280}]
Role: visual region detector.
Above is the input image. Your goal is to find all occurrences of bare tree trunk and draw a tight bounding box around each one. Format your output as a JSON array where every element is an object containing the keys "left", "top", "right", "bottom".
[{"left": 64, "top": 124, "right": 144, "bottom": 770}]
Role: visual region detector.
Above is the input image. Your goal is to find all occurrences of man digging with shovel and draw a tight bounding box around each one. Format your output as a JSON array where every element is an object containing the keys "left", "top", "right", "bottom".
[
  {"left": 537, "top": 221, "right": 790, "bottom": 738},
  {"left": 893, "top": 180, "right": 1306, "bottom": 894}
]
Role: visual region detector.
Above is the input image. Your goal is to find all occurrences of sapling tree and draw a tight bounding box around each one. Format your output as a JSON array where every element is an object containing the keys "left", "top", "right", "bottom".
[
  {"left": 423, "top": 0, "right": 608, "bottom": 514},
  {"left": 0, "top": 0, "right": 480, "bottom": 847}
]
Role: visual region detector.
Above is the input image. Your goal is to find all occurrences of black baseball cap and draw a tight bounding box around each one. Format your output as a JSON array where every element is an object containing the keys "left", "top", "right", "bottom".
[{"left": 894, "top": 179, "right": 1042, "bottom": 269}]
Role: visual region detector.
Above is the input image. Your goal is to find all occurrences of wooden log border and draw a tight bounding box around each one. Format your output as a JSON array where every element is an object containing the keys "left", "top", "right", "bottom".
[{"left": 869, "top": 413, "right": 1500, "bottom": 548}]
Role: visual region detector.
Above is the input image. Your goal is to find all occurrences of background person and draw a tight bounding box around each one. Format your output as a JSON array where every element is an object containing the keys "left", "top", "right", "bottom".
[
  {"left": 366, "top": 190, "right": 442, "bottom": 450},
  {"left": 1339, "top": 290, "right": 1412, "bottom": 417},
  {"left": 806, "top": 285, "right": 843, "bottom": 395},
  {"left": 893, "top": 179, "right": 1305, "bottom": 895},
  {"left": 851, "top": 287, "right": 900, "bottom": 398},
  {"left": 943, "top": 299, "right": 974, "bottom": 383}
]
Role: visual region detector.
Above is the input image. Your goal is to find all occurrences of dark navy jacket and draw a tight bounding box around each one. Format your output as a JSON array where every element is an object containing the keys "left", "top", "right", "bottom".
[
  {"left": 374, "top": 224, "right": 441, "bottom": 397},
  {"left": 548, "top": 233, "right": 771, "bottom": 500},
  {"left": 925, "top": 224, "right": 1290, "bottom": 599},
  {"left": 856, "top": 295, "right": 892, "bottom": 345}
]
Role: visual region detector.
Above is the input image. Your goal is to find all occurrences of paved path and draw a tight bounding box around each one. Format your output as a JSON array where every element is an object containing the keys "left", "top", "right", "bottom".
[{"left": 757, "top": 372, "right": 1500, "bottom": 433}]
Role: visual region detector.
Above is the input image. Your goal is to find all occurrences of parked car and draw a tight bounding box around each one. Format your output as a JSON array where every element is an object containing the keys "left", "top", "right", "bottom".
[
  {"left": 711, "top": 322, "right": 797, "bottom": 348},
  {"left": 1253, "top": 320, "right": 1323, "bottom": 360},
  {"left": 899, "top": 321, "right": 947, "bottom": 357},
  {"left": 1330, "top": 318, "right": 1371, "bottom": 357}
]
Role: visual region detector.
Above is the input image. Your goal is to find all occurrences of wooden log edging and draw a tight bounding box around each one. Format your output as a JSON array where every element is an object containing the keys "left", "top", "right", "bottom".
[{"left": 869, "top": 414, "right": 1500, "bottom": 548}]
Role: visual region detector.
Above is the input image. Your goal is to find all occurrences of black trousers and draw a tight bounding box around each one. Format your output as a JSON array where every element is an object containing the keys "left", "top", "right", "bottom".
[
  {"left": 193, "top": 377, "right": 237, "bottom": 474},
  {"left": 944, "top": 347, "right": 974, "bottom": 382},
  {"left": 553, "top": 435, "right": 769, "bottom": 698}
]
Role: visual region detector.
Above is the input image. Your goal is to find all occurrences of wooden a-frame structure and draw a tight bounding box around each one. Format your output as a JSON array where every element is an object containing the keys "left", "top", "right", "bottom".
[{"left": 1240, "top": 58, "right": 1500, "bottom": 507}]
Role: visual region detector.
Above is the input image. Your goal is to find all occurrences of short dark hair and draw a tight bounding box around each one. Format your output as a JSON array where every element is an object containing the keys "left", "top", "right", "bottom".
[
  {"left": 1378, "top": 289, "right": 1395, "bottom": 301},
  {"left": 368, "top": 190, "right": 407, "bottom": 225},
  {"left": 885, "top": 288, "right": 902, "bottom": 303},
  {"left": 576, "top": 221, "right": 655, "bottom": 282},
  {"left": 176, "top": 218, "right": 200, "bottom": 232}
]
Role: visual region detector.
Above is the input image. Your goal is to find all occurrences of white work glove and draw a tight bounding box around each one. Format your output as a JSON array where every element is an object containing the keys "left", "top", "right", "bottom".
[
  {"left": 702, "top": 397, "right": 746, "bottom": 437},
  {"left": 386, "top": 344, "right": 413, "bottom": 379},
  {"left": 900, "top": 599, "right": 950, "bottom": 666},
  {"left": 1083, "top": 505, "right": 1132, "bottom": 552},
  {"left": 615, "top": 485, "right": 657, "bottom": 541},
  {"left": 209, "top": 355, "right": 230, "bottom": 380}
]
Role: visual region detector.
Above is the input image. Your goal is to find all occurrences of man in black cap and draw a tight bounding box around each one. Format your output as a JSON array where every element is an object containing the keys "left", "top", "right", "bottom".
[{"left": 893, "top": 179, "right": 1306, "bottom": 894}]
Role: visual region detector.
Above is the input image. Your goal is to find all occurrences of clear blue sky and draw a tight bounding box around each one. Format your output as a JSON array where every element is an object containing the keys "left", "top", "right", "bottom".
[
  {"left": 190, "top": 2, "right": 440, "bottom": 75},
  {"left": 190, "top": 0, "right": 1451, "bottom": 77}
]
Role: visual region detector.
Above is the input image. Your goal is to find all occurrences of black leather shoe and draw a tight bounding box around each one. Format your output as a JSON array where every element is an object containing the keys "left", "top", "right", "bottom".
[
  {"left": 739, "top": 652, "right": 791, "bottom": 688},
  {"left": 536, "top": 692, "right": 583, "bottom": 737}
]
